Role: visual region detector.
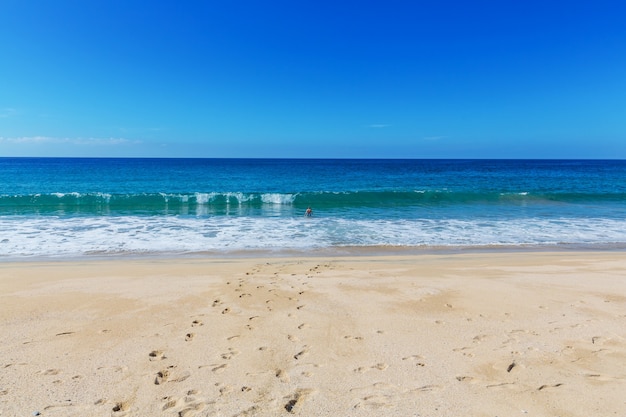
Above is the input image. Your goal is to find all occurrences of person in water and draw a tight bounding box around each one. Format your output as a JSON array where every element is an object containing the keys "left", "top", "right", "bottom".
[{"left": 305, "top": 207, "right": 312, "bottom": 217}]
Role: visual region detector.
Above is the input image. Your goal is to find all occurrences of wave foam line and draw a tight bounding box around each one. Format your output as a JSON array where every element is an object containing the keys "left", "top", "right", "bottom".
[{"left": 2, "top": 216, "right": 626, "bottom": 259}]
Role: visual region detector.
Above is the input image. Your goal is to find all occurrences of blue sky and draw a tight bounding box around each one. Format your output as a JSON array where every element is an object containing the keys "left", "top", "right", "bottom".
[{"left": 1, "top": 0, "right": 625, "bottom": 158}]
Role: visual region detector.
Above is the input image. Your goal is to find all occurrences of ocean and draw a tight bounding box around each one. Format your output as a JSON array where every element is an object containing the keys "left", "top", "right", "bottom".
[{"left": 1, "top": 158, "right": 625, "bottom": 259}]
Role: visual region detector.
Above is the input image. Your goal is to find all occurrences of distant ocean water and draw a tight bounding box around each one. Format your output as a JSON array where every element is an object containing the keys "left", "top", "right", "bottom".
[{"left": 1, "top": 158, "right": 626, "bottom": 259}]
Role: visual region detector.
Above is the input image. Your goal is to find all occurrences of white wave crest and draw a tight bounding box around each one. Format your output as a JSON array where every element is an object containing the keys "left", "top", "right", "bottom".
[
  {"left": 52, "top": 192, "right": 81, "bottom": 198},
  {"left": 225, "top": 192, "right": 253, "bottom": 204},
  {"left": 261, "top": 193, "right": 295, "bottom": 204},
  {"left": 194, "top": 192, "right": 219, "bottom": 204}
]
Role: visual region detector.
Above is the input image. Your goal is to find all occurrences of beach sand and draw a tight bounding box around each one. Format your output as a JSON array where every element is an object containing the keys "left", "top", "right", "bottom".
[{"left": 1, "top": 252, "right": 625, "bottom": 417}]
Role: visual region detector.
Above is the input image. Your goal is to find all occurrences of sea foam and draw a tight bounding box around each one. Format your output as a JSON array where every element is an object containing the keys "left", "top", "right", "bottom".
[{"left": 2, "top": 215, "right": 626, "bottom": 259}]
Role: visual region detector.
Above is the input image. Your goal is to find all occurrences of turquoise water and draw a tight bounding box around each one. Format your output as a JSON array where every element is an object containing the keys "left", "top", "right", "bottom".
[{"left": 1, "top": 158, "right": 626, "bottom": 258}]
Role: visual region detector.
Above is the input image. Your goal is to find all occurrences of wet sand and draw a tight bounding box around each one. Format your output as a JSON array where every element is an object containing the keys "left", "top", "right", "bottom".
[{"left": 1, "top": 252, "right": 625, "bottom": 416}]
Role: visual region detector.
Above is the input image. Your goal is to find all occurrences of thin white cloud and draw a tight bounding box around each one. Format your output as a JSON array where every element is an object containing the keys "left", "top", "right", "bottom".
[{"left": 0, "top": 136, "right": 140, "bottom": 146}]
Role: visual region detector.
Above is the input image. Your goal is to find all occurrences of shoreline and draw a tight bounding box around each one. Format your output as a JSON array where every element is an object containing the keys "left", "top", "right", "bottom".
[
  {"left": 2, "top": 252, "right": 625, "bottom": 416},
  {"left": 3, "top": 242, "right": 626, "bottom": 263}
]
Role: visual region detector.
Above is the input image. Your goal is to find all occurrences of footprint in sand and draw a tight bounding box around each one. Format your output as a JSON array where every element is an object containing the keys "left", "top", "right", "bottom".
[
  {"left": 191, "top": 320, "right": 203, "bottom": 327},
  {"left": 354, "top": 363, "right": 389, "bottom": 373},
  {"left": 294, "top": 346, "right": 310, "bottom": 360},
  {"left": 218, "top": 385, "right": 234, "bottom": 395},
  {"left": 162, "top": 397, "right": 181, "bottom": 410},
  {"left": 486, "top": 382, "right": 517, "bottom": 390},
  {"left": 175, "top": 373, "right": 191, "bottom": 383},
  {"left": 358, "top": 395, "right": 395, "bottom": 410},
  {"left": 154, "top": 369, "right": 170, "bottom": 385},
  {"left": 472, "top": 334, "right": 489, "bottom": 343},
  {"left": 284, "top": 389, "right": 315, "bottom": 413},
  {"left": 402, "top": 354, "right": 424, "bottom": 361},
  {"left": 276, "top": 369, "right": 291, "bottom": 382},
  {"left": 584, "top": 373, "right": 616, "bottom": 381},
  {"left": 350, "top": 384, "right": 398, "bottom": 410},
  {"left": 452, "top": 346, "right": 474, "bottom": 357},
  {"left": 537, "top": 383, "right": 563, "bottom": 391},
  {"left": 112, "top": 401, "right": 131, "bottom": 414},
  {"left": 177, "top": 402, "right": 206, "bottom": 417},
  {"left": 221, "top": 348, "right": 241, "bottom": 360},
  {"left": 411, "top": 384, "right": 442, "bottom": 392},
  {"left": 149, "top": 350, "right": 165, "bottom": 361},
  {"left": 211, "top": 364, "right": 229, "bottom": 373},
  {"left": 185, "top": 333, "right": 195, "bottom": 341},
  {"left": 42, "top": 369, "right": 61, "bottom": 376},
  {"left": 591, "top": 336, "right": 605, "bottom": 344}
]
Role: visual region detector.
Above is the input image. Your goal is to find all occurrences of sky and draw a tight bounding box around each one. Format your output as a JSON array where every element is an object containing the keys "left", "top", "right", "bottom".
[{"left": 1, "top": 0, "right": 625, "bottom": 158}]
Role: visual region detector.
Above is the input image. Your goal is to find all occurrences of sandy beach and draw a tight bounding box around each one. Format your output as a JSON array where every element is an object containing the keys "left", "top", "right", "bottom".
[{"left": 1, "top": 252, "right": 625, "bottom": 417}]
